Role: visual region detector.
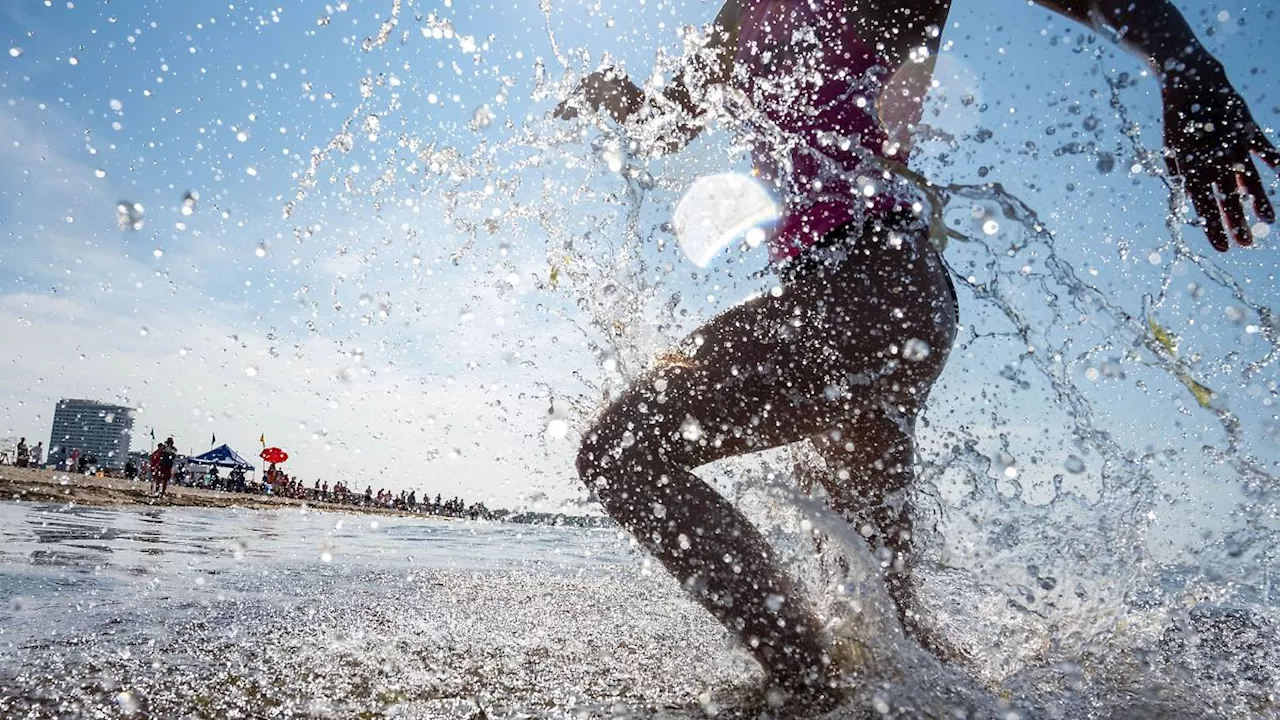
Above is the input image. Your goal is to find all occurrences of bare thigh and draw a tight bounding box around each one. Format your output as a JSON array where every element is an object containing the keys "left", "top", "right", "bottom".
[{"left": 590, "top": 231, "right": 957, "bottom": 471}]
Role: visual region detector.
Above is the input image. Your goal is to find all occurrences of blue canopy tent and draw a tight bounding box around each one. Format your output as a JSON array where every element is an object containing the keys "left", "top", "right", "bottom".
[{"left": 186, "top": 443, "right": 255, "bottom": 470}]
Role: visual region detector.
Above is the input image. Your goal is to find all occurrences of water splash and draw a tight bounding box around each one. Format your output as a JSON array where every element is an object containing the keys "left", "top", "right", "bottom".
[{"left": 286, "top": 5, "right": 1280, "bottom": 716}]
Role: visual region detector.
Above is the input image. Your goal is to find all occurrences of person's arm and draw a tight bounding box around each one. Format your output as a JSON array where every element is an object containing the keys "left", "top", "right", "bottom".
[
  {"left": 555, "top": 0, "right": 742, "bottom": 150},
  {"left": 1033, "top": 0, "right": 1279, "bottom": 251}
]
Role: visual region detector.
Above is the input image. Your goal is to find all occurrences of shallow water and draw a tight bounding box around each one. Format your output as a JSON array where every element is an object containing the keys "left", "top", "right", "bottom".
[
  {"left": 3, "top": 500, "right": 1276, "bottom": 719},
  {"left": 0, "top": 502, "right": 773, "bottom": 719}
]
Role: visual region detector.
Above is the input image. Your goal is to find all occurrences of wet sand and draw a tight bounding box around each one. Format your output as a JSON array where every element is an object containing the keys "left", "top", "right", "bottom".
[{"left": 0, "top": 465, "right": 431, "bottom": 518}]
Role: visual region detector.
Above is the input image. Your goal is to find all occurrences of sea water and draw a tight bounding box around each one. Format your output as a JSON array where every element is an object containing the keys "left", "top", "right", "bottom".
[
  {"left": 2, "top": 500, "right": 1276, "bottom": 718},
  {"left": 0, "top": 502, "right": 768, "bottom": 718}
]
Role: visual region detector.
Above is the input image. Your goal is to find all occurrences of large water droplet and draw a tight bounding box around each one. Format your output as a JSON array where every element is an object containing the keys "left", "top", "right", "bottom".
[
  {"left": 1064, "top": 455, "right": 1086, "bottom": 474},
  {"left": 116, "top": 201, "right": 144, "bottom": 231},
  {"left": 902, "top": 338, "right": 931, "bottom": 362},
  {"left": 673, "top": 173, "right": 779, "bottom": 268},
  {"left": 545, "top": 419, "right": 568, "bottom": 438},
  {"left": 680, "top": 416, "right": 704, "bottom": 442}
]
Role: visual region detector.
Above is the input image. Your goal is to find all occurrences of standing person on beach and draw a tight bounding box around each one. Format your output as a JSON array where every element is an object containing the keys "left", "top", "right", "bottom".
[
  {"left": 564, "top": 0, "right": 1277, "bottom": 700},
  {"left": 30, "top": 442, "right": 42, "bottom": 469},
  {"left": 15, "top": 438, "right": 28, "bottom": 468},
  {"left": 149, "top": 443, "right": 164, "bottom": 493},
  {"left": 156, "top": 438, "right": 177, "bottom": 496}
]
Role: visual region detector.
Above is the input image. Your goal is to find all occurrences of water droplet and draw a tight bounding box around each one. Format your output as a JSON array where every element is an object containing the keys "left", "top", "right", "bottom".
[
  {"left": 181, "top": 190, "right": 198, "bottom": 215},
  {"left": 1251, "top": 222, "right": 1270, "bottom": 239},
  {"left": 680, "top": 416, "right": 704, "bottom": 442},
  {"left": 982, "top": 219, "right": 1000, "bottom": 235},
  {"left": 245, "top": 166, "right": 258, "bottom": 176},
  {"left": 255, "top": 242, "right": 268, "bottom": 258},
  {"left": 115, "top": 201, "right": 144, "bottom": 231},
  {"left": 236, "top": 131, "right": 248, "bottom": 142},
  {"left": 546, "top": 419, "right": 568, "bottom": 438},
  {"left": 320, "top": 551, "right": 333, "bottom": 563},
  {"left": 363, "top": 114, "right": 381, "bottom": 136},
  {"left": 8, "top": 47, "right": 22, "bottom": 58},
  {"left": 1064, "top": 455, "right": 1086, "bottom": 473},
  {"left": 902, "top": 338, "right": 931, "bottom": 362},
  {"left": 472, "top": 105, "right": 493, "bottom": 129},
  {"left": 603, "top": 147, "right": 623, "bottom": 173},
  {"left": 115, "top": 692, "right": 138, "bottom": 713},
  {"left": 244, "top": 366, "right": 259, "bottom": 377},
  {"left": 109, "top": 98, "right": 123, "bottom": 112},
  {"left": 94, "top": 168, "right": 107, "bottom": 179},
  {"left": 138, "top": 327, "right": 148, "bottom": 337},
  {"left": 68, "top": 56, "right": 78, "bottom": 66}
]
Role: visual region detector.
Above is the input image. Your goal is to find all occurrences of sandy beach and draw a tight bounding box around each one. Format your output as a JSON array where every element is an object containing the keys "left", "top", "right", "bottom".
[{"left": 0, "top": 465, "right": 432, "bottom": 518}]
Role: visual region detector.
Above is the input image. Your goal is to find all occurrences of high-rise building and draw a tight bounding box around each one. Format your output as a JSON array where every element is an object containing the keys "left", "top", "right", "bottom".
[{"left": 49, "top": 399, "right": 135, "bottom": 470}]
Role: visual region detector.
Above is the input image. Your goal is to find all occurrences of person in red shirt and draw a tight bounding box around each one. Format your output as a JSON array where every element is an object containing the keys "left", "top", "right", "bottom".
[{"left": 148, "top": 443, "right": 165, "bottom": 494}]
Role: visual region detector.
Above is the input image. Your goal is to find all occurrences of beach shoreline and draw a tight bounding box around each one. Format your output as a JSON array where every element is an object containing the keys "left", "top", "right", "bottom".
[{"left": 0, "top": 465, "right": 437, "bottom": 519}]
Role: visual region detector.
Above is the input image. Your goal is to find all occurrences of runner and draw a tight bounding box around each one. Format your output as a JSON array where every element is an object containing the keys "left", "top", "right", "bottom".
[{"left": 564, "top": 0, "right": 1276, "bottom": 701}]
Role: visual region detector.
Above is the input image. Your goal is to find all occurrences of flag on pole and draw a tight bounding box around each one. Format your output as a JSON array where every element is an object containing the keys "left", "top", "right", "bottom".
[
  {"left": 259, "top": 433, "right": 265, "bottom": 446},
  {"left": 211, "top": 433, "right": 216, "bottom": 449},
  {"left": 150, "top": 428, "right": 155, "bottom": 443}
]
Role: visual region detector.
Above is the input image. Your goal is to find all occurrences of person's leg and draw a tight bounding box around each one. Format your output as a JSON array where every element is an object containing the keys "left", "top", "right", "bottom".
[
  {"left": 807, "top": 406, "right": 919, "bottom": 619},
  {"left": 578, "top": 228, "right": 956, "bottom": 690}
]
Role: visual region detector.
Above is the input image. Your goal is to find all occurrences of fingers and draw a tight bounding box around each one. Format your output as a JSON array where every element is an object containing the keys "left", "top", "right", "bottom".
[
  {"left": 1240, "top": 164, "right": 1276, "bottom": 224},
  {"left": 1220, "top": 175, "right": 1253, "bottom": 248},
  {"left": 1258, "top": 143, "right": 1280, "bottom": 171},
  {"left": 1186, "top": 171, "right": 1231, "bottom": 251},
  {"left": 1249, "top": 126, "right": 1280, "bottom": 169},
  {"left": 552, "top": 100, "right": 579, "bottom": 120}
]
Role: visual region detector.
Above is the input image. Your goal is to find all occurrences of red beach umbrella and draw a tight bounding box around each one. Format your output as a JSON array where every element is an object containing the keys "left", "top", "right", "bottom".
[{"left": 260, "top": 447, "right": 289, "bottom": 464}]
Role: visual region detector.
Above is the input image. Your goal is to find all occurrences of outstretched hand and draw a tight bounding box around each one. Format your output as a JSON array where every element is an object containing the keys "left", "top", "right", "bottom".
[
  {"left": 554, "top": 67, "right": 643, "bottom": 123},
  {"left": 1162, "top": 64, "right": 1280, "bottom": 251}
]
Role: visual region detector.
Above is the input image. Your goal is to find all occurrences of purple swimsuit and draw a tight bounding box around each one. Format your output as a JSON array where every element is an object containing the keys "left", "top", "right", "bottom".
[{"left": 733, "top": 0, "right": 913, "bottom": 264}]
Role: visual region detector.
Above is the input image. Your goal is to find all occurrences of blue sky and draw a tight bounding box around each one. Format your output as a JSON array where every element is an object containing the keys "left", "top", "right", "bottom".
[{"left": 1, "top": 0, "right": 1278, "bottom": 540}]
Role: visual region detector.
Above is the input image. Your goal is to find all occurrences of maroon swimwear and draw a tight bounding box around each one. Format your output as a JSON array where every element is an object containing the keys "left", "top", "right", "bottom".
[{"left": 733, "top": 0, "right": 919, "bottom": 264}]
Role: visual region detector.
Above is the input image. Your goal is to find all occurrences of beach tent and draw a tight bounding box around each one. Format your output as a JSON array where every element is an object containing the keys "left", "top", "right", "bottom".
[{"left": 186, "top": 444, "right": 255, "bottom": 470}]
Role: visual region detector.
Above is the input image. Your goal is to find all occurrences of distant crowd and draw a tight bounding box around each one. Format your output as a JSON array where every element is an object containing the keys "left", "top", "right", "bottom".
[
  {"left": 5, "top": 438, "right": 45, "bottom": 469},
  {"left": 5, "top": 435, "right": 492, "bottom": 520}
]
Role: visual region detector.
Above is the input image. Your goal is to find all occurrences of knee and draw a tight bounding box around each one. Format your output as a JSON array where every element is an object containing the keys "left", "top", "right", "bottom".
[{"left": 576, "top": 416, "right": 674, "bottom": 507}]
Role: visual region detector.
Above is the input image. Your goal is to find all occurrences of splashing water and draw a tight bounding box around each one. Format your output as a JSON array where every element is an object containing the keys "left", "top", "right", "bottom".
[{"left": 274, "top": 4, "right": 1280, "bottom": 717}]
